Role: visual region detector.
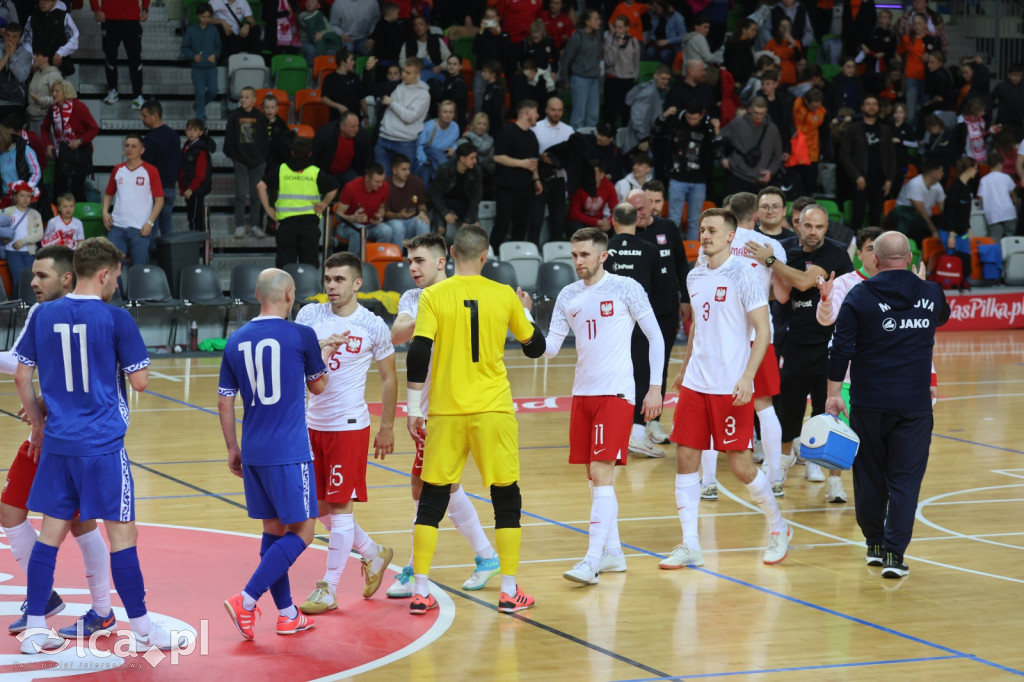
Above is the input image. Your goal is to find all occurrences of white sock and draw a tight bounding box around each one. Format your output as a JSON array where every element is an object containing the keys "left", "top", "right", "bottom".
[
  {"left": 447, "top": 487, "right": 494, "bottom": 559},
  {"left": 413, "top": 574, "right": 430, "bottom": 598},
  {"left": 353, "top": 523, "right": 377, "bottom": 559},
  {"left": 324, "top": 513, "right": 355, "bottom": 592},
  {"left": 700, "top": 450, "right": 718, "bottom": 486},
  {"left": 584, "top": 486, "right": 617, "bottom": 569},
  {"left": 279, "top": 604, "right": 298, "bottom": 619},
  {"left": 758, "top": 406, "right": 783, "bottom": 483},
  {"left": 319, "top": 514, "right": 332, "bottom": 531},
  {"left": 74, "top": 528, "right": 112, "bottom": 616},
  {"left": 675, "top": 473, "right": 701, "bottom": 549},
  {"left": 406, "top": 499, "right": 419, "bottom": 567},
  {"left": 26, "top": 615, "right": 46, "bottom": 630},
  {"left": 630, "top": 423, "right": 645, "bottom": 441},
  {"left": 746, "top": 470, "right": 786, "bottom": 533},
  {"left": 130, "top": 614, "right": 152, "bottom": 636},
  {"left": 3, "top": 520, "right": 37, "bottom": 576},
  {"left": 241, "top": 591, "right": 257, "bottom": 610},
  {"left": 500, "top": 575, "right": 516, "bottom": 595}
]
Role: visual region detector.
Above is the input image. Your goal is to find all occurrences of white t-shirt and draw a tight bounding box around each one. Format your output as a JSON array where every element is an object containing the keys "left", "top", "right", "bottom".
[
  {"left": 684, "top": 254, "right": 768, "bottom": 395},
  {"left": 723, "top": 226, "right": 787, "bottom": 342},
  {"left": 210, "top": 0, "right": 252, "bottom": 35},
  {"left": 978, "top": 171, "right": 1017, "bottom": 225},
  {"left": 531, "top": 119, "right": 574, "bottom": 155},
  {"left": 896, "top": 174, "right": 945, "bottom": 212},
  {"left": 105, "top": 162, "right": 162, "bottom": 231},
  {"left": 546, "top": 272, "right": 654, "bottom": 400},
  {"left": 396, "top": 287, "right": 432, "bottom": 413},
  {"left": 296, "top": 303, "right": 394, "bottom": 431}
]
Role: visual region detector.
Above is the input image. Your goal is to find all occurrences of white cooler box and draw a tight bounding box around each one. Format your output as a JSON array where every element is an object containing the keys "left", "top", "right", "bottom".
[{"left": 799, "top": 414, "right": 860, "bottom": 470}]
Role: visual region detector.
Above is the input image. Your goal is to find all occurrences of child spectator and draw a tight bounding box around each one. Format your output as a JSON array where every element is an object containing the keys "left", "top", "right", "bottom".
[
  {"left": 859, "top": 7, "right": 896, "bottom": 76},
  {"left": 224, "top": 86, "right": 268, "bottom": 238},
  {"left": 0, "top": 182, "right": 43, "bottom": 283},
  {"left": 25, "top": 54, "right": 61, "bottom": 136},
  {"left": 366, "top": 2, "right": 407, "bottom": 64},
  {"left": 179, "top": 118, "right": 214, "bottom": 232},
  {"left": 953, "top": 97, "right": 989, "bottom": 164},
  {"left": 41, "top": 192, "right": 82, "bottom": 248},
  {"left": 978, "top": 150, "right": 1018, "bottom": 242},
  {"left": 414, "top": 99, "right": 460, "bottom": 186},
  {"left": 509, "top": 58, "right": 551, "bottom": 112},
  {"left": 297, "top": 0, "right": 339, "bottom": 66},
  {"left": 540, "top": 0, "right": 574, "bottom": 50},
  {"left": 479, "top": 60, "right": 506, "bottom": 133},
  {"left": 567, "top": 160, "right": 619, "bottom": 233},
  {"left": 765, "top": 18, "right": 802, "bottom": 85},
  {"left": 603, "top": 14, "right": 641, "bottom": 128},
  {"left": 614, "top": 152, "right": 653, "bottom": 201},
  {"left": 263, "top": 93, "right": 294, "bottom": 176},
  {"left": 740, "top": 54, "right": 781, "bottom": 105},
  {"left": 520, "top": 19, "right": 558, "bottom": 93},
  {"left": 181, "top": 2, "right": 221, "bottom": 124},
  {"left": 793, "top": 88, "right": 827, "bottom": 195}
]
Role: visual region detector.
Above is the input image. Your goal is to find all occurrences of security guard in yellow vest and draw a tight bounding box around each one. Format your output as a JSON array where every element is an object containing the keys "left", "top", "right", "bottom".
[{"left": 257, "top": 136, "right": 340, "bottom": 268}]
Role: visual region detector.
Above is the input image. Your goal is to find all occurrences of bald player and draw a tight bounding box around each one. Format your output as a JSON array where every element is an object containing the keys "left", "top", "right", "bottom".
[{"left": 220, "top": 269, "right": 345, "bottom": 641}]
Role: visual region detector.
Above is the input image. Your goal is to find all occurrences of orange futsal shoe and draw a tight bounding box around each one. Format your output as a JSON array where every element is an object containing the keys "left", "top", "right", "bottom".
[
  {"left": 497, "top": 586, "right": 534, "bottom": 614},
  {"left": 224, "top": 593, "right": 261, "bottom": 641},
  {"left": 409, "top": 593, "right": 438, "bottom": 615},
  {"left": 277, "top": 611, "right": 316, "bottom": 635}
]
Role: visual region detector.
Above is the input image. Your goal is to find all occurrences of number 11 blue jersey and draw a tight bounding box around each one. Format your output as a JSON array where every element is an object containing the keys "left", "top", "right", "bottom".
[
  {"left": 12, "top": 294, "right": 150, "bottom": 456},
  {"left": 218, "top": 316, "right": 326, "bottom": 466}
]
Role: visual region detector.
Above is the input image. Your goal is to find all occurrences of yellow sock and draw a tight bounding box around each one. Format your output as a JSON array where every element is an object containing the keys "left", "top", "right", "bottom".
[
  {"left": 412, "top": 524, "right": 438, "bottom": 575},
  {"left": 495, "top": 527, "right": 521, "bottom": 576}
]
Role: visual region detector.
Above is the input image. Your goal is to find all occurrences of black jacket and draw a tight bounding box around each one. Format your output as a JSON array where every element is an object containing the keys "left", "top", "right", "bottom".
[
  {"left": 637, "top": 217, "right": 690, "bottom": 313},
  {"left": 404, "top": 33, "right": 445, "bottom": 67},
  {"left": 180, "top": 134, "right": 216, "bottom": 196},
  {"left": 838, "top": 119, "right": 895, "bottom": 186},
  {"left": 311, "top": 121, "right": 374, "bottom": 178},
  {"left": 652, "top": 113, "right": 717, "bottom": 184},
  {"left": 429, "top": 156, "right": 483, "bottom": 223},
  {"left": 605, "top": 233, "right": 657, "bottom": 291},
  {"left": 828, "top": 269, "right": 949, "bottom": 413}
]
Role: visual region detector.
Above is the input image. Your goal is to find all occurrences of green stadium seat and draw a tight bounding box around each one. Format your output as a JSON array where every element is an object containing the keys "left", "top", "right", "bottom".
[
  {"left": 74, "top": 202, "right": 105, "bottom": 240},
  {"left": 271, "top": 54, "right": 309, "bottom": 97},
  {"left": 638, "top": 61, "right": 661, "bottom": 83}
]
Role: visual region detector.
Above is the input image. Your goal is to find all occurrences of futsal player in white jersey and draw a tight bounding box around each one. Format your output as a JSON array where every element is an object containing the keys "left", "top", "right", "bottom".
[
  {"left": 385, "top": 233, "right": 502, "bottom": 598},
  {"left": 661, "top": 208, "right": 792, "bottom": 569},
  {"left": 543, "top": 226, "right": 665, "bottom": 585},
  {"left": 699, "top": 193, "right": 790, "bottom": 501},
  {"left": 296, "top": 252, "right": 398, "bottom": 614}
]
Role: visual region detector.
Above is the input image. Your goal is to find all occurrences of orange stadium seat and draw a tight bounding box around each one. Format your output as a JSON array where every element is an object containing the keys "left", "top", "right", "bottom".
[{"left": 256, "top": 88, "right": 290, "bottom": 121}]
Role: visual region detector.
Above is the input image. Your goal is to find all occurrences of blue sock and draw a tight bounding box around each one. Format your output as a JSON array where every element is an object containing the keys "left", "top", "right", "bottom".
[
  {"left": 245, "top": 533, "right": 306, "bottom": 602},
  {"left": 260, "top": 533, "right": 292, "bottom": 611},
  {"left": 110, "top": 547, "right": 147, "bottom": 619},
  {"left": 26, "top": 543, "right": 58, "bottom": 617}
]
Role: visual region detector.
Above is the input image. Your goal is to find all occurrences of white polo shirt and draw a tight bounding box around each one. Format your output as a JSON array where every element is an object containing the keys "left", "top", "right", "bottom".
[{"left": 105, "top": 162, "right": 163, "bottom": 230}]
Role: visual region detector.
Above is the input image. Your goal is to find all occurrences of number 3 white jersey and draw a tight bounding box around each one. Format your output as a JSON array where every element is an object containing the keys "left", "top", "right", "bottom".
[
  {"left": 547, "top": 272, "right": 654, "bottom": 401},
  {"left": 397, "top": 287, "right": 433, "bottom": 413},
  {"left": 296, "top": 302, "right": 395, "bottom": 431},
  {"left": 685, "top": 255, "right": 768, "bottom": 395}
]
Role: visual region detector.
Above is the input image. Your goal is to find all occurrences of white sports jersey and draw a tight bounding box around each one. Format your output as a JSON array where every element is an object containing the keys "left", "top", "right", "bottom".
[
  {"left": 547, "top": 272, "right": 654, "bottom": 400},
  {"left": 702, "top": 226, "right": 786, "bottom": 342},
  {"left": 296, "top": 303, "right": 394, "bottom": 431},
  {"left": 397, "top": 287, "right": 433, "bottom": 413},
  {"left": 685, "top": 254, "right": 768, "bottom": 394}
]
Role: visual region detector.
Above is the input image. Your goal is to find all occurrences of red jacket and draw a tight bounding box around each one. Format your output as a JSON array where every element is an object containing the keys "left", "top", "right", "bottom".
[
  {"left": 569, "top": 178, "right": 618, "bottom": 226},
  {"left": 498, "top": 0, "right": 542, "bottom": 43},
  {"left": 89, "top": 0, "right": 149, "bottom": 22},
  {"left": 41, "top": 99, "right": 101, "bottom": 150}
]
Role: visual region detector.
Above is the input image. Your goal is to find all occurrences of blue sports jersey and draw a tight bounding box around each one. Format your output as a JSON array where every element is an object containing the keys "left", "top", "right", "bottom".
[
  {"left": 218, "top": 316, "right": 326, "bottom": 466},
  {"left": 12, "top": 295, "right": 150, "bottom": 456}
]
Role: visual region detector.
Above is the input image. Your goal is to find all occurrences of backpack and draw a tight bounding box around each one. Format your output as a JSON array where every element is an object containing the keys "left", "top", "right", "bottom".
[
  {"left": 977, "top": 242, "right": 1003, "bottom": 282},
  {"left": 931, "top": 252, "right": 966, "bottom": 290}
]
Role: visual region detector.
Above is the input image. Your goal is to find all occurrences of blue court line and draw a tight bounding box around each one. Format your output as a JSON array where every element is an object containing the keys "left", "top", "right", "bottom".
[
  {"left": 609, "top": 654, "right": 965, "bottom": 681},
  {"left": 142, "top": 389, "right": 1024, "bottom": 678},
  {"left": 933, "top": 432, "right": 1024, "bottom": 456},
  {"left": 136, "top": 492, "right": 246, "bottom": 501}
]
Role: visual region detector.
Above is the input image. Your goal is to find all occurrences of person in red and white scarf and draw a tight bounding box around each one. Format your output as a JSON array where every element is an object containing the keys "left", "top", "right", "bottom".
[{"left": 41, "top": 79, "right": 98, "bottom": 203}]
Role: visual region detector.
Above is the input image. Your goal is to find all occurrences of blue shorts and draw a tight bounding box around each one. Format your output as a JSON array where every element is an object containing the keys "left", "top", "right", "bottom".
[
  {"left": 28, "top": 449, "right": 135, "bottom": 522},
  {"left": 243, "top": 461, "right": 317, "bottom": 525}
]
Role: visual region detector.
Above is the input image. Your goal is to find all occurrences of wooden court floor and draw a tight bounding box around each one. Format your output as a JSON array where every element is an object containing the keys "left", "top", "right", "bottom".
[{"left": 2, "top": 329, "right": 1024, "bottom": 680}]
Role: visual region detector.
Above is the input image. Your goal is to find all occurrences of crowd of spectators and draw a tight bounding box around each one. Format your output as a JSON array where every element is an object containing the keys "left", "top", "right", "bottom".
[{"left": 4, "top": 0, "right": 1024, "bottom": 275}]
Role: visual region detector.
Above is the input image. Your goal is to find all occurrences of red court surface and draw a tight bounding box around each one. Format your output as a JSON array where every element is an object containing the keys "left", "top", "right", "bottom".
[{"left": 0, "top": 523, "right": 452, "bottom": 680}]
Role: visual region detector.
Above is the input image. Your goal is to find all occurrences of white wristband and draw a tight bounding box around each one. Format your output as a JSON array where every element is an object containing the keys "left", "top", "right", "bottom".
[
  {"left": 523, "top": 308, "right": 534, "bottom": 324},
  {"left": 406, "top": 388, "right": 423, "bottom": 418}
]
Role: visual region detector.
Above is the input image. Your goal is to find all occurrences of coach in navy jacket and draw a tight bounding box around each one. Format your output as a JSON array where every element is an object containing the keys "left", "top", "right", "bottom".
[{"left": 825, "top": 231, "right": 949, "bottom": 579}]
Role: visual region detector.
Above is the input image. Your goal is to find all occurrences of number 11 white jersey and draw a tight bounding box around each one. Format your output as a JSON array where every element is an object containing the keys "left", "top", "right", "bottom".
[
  {"left": 685, "top": 255, "right": 768, "bottom": 395},
  {"left": 547, "top": 272, "right": 654, "bottom": 401}
]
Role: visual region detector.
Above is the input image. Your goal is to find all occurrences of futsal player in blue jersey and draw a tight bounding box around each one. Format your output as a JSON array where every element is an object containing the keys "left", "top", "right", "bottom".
[
  {"left": 219, "top": 268, "right": 345, "bottom": 640},
  {"left": 13, "top": 238, "right": 186, "bottom": 653}
]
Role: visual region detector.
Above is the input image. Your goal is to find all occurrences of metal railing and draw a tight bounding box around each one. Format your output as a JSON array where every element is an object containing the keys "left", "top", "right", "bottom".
[{"left": 962, "top": 0, "right": 1024, "bottom": 78}]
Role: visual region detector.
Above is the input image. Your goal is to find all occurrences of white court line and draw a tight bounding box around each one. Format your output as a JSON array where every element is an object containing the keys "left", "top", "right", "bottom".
[
  {"left": 916, "top": 483, "right": 1024, "bottom": 553},
  {"left": 937, "top": 392, "right": 1024, "bottom": 402},
  {"left": 147, "top": 370, "right": 181, "bottom": 383},
  {"left": 716, "top": 484, "right": 1024, "bottom": 584}
]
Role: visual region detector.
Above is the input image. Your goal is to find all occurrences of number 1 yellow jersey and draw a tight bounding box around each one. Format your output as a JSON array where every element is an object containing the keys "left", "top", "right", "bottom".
[{"left": 415, "top": 275, "right": 535, "bottom": 416}]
